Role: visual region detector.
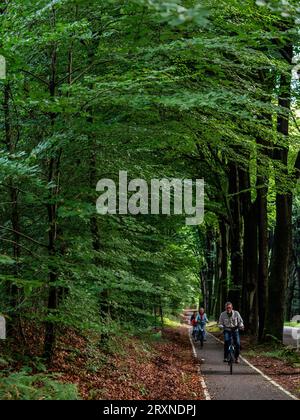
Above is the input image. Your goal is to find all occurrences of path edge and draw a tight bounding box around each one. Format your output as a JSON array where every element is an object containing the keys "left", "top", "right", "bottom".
[
  {"left": 209, "top": 332, "right": 299, "bottom": 401},
  {"left": 188, "top": 329, "right": 212, "bottom": 401}
]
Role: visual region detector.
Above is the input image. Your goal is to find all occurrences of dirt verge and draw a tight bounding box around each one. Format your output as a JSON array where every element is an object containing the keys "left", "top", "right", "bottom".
[{"left": 52, "top": 326, "right": 205, "bottom": 400}]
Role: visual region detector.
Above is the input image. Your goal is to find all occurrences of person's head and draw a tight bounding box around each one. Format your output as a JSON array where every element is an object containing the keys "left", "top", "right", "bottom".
[
  {"left": 193, "top": 311, "right": 197, "bottom": 317},
  {"left": 225, "top": 302, "right": 233, "bottom": 314},
  {"left": 199, "top": 307, "right": 205, "bottom": 315}
]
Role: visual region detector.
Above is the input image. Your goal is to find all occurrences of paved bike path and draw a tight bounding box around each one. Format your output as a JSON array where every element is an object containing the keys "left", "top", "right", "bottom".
[{"left": 194, "top": 334, "right": 295, "bottom": 400}]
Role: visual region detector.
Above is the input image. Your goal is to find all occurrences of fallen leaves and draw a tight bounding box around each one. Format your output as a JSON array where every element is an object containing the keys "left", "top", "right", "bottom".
[
  {"left": 245, "top": 355, "right": 300, "bottom": 399},
  {"left": 51, "top": 326, "right": 205, "bottom": 400}
]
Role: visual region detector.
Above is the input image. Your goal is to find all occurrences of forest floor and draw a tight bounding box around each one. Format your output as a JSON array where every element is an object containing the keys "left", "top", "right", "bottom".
[
  {"left": 242, "top": 341, "right": 300, "bottom": 399},
  {"left": 51, "top": 326, "right": 205, "bottom": 400},
  {"left": 206, "top": 325, "right": 300, "bottom": 400}
]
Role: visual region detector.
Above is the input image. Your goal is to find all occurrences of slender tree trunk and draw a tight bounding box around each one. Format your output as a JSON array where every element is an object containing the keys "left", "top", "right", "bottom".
[
  {"left": 199, "top": 228, "right": 213, "bottom": 312},
  {"left": 89, "top": 145, "right": 109, "bottom": 319},
  {"left": 240, "top": 168, "right": 258, "bottom": 335},
  {"left": 206, "top": 229, "right": 215, "bottom": 315},
  {"left": 44, "top": 9, "right": 60, "bottom": 360},
  {"left": 200, "top": 271, "right": 208, "bottom": 312},
  {"left": 266, "top": 43, "right": 293, "bottom": 342},
  {"left": 228, "top": 164, "right": 243, "bottom": 309},
  {"left": 85, "top": 42, "right": 110, "bottom": 321},
  {"left": 214, "top": 229, "right": 223, "bottom": 319},
  {"left": 44, "top": 151, "right": 60, "bottom": 360},
  {"left": 242, "top": 201, "right": 259, "bottom": 335},
  {"left": 256, "top": 125, "right": 271, "bottom": 341},
  {"left": 159, "top": 297, "right": 164, "bottom": 327},
  {"left": 219, "top": 219, "right": 228, "bottom": 312},
  {"left": 3, "top": 82, "right": 24, "bottom": 339},
  {"left": 256, "top": 180, "right": 269, "bottom": 341},
  {"left": 267, "top": 196, "right": 292, "bottom": 340},
  {"left": 255, "top": 68, "right": 274, "bottom": 342},
  {"left": 286, "top": 252, "right": 297, "bottom": 321}
]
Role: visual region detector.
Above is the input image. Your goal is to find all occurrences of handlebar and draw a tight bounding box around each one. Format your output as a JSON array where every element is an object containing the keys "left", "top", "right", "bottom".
[{"left": 221, "top": 326, "right": 244, "bottom": 331}]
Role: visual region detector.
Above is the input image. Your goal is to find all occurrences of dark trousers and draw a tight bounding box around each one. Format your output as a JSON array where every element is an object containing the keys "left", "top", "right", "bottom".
[{"left": 224, "top": 330, "right": 240, "bottom": 360}]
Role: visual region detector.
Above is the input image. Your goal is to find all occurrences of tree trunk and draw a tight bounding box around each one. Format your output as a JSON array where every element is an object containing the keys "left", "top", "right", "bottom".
[
  {"left": 219, "top": 219, "right": 228, "bottom": 312},
  {"left": 255, "top": 68, "right": 274, "bottom": 342},
  {"left": 240, "top": 168, "right": 258, "bottom": 335},
  {"left": 286, "top": 252, "right": 297, "bottom": 321},
  {"left": 256, "top": 180, "right": 269, "bottom": 341},
  {"left": 44, "top": 11, "right": 60, "bottom": 360},
  {"left": 3, "top": 82, "right": 23, "bottom": 339},
  {"left": 206, "top": 229, "right": 215, "bottom": 315},
  {"left": 242, "top": 201, "right": 259, "bottom": 335},
  {"left": 228, "top": 164, "right": 243, "bottom": 309},
  {"left": 266, "top": 43, "right": 293, "bottom": 342},
  {"left": 214, "top": 228, "right": 223, "bottom": 319},
  {"left": 200, "top": 270, "right": 208, "bottom": 312}
]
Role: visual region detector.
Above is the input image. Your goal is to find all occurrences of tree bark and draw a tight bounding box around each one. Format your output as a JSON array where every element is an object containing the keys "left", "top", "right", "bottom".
[
  {"left": 256, "top": 180, "right": 269, "bottom": 341},
  {"left": 266, "top": 43, "right": 293, "bottom": 342},
  {"left": 240, "top": 168, "right": 258, "bottom": 335},
  {"left": 228, "top": 163, "right": 243, "bottom": 310},
  {"left": 214, "top": 228, "right": 222, "bottom": 319},
  {"left": 255, "top": 68, "right": 274, "bottom": 342},
  {"left": 217, "top": 219, "right": 228, "bottom": 313},
  {"left": 206, "top": 229, "right": 215, "bottom": 315}
]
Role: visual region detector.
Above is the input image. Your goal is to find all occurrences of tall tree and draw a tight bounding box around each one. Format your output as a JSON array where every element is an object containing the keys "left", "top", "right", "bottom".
[{"left": 266, "top": 39, "right": 293, "bottom": 341}]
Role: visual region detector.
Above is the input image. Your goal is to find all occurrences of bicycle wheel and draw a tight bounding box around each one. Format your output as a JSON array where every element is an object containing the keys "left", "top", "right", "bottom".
[
  {"left": 228, "top": 349, "right": 234, "bottom": 375},
  {"left": 200, "top": 332, "right": 204, "bottom": 348}
]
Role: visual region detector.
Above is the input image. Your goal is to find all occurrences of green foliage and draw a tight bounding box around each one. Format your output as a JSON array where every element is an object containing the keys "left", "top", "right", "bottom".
[
  {"left": 0, "top": 0, "right": 299, "bottom": 398},
  {"left": 0, "top": 371, "right": 80, "bottom": 400}
]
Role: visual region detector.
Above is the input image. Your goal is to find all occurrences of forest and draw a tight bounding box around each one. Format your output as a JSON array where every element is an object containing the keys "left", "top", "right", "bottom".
[{"left": 0, "top": 0, "right": 300, "bottom": 400}]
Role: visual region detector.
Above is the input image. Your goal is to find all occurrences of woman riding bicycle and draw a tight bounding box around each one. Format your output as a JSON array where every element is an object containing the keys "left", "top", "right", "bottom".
[
  {"left": 219, "top": 302, "right": 244, "bottom": 364},
  {"left": 196, "top": 308, "right": 209, "bottom": 341}
]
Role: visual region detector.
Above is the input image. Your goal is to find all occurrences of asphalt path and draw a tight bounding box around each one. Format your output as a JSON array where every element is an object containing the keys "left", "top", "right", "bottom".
[{"left": 193, "top": 333, "right": 296, "bottom": 400}]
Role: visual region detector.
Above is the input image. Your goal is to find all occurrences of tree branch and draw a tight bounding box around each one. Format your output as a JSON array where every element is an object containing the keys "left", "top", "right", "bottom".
[
  {"left": 1, "top": 238, "right": 42, "bottom": 258},
  {"left": 0, "top": 225, "right": 47, "bottom": 248},
  {"left": 21, "top": 70, "right": 49, "bottom": 86}
]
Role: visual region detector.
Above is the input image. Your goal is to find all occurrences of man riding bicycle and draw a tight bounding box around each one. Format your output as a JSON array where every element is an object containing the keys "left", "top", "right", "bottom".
[{"left": 219, "top": 302, "right": 244, "bottom": 364}]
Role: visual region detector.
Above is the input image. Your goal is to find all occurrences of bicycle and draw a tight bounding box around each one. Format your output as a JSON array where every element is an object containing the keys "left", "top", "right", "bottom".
[
  {"left": 196, "top": 322, "right": 206, "bottom": 349},
  {"left": 226, "top": 327, "right": 241, "bottom": 375}
]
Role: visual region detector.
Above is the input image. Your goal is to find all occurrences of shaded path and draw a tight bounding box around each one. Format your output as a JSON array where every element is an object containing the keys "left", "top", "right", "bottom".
[{"left": 193, "top": 333, "right": 297, "bottom": 401}]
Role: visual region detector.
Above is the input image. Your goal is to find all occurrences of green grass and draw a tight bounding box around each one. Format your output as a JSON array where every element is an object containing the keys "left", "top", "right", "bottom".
[
  {"left": 285, "top": 322, "right": 300, "bottom": 328},
  {"left": 164, "top": 317, "right": 182, "bottom": 328},
  {"left": 244, "top": 345, "right": 300, "bottom": 366},
  {"left": 134, "top": 315, "right": 183, "bottom": 347},
  {"left": 207, "top": 322, "right": 220, "bottom": 333}
]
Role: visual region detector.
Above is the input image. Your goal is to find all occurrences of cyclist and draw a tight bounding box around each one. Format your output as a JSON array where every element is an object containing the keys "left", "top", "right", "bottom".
[
  {"left": 219, "top": 302, "right": 244, "bottom": 364},
  {"left": 196, "top": 308, "right": 209, "bottom": 341}
]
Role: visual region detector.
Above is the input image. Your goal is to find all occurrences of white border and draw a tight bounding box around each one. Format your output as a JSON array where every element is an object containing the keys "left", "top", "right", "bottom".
[
  {"left": 189, "top": 329, "right": 211, "bottom": 401},
  {"left": 210, "top": 333, "right": 299, "bottom": 401}
]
